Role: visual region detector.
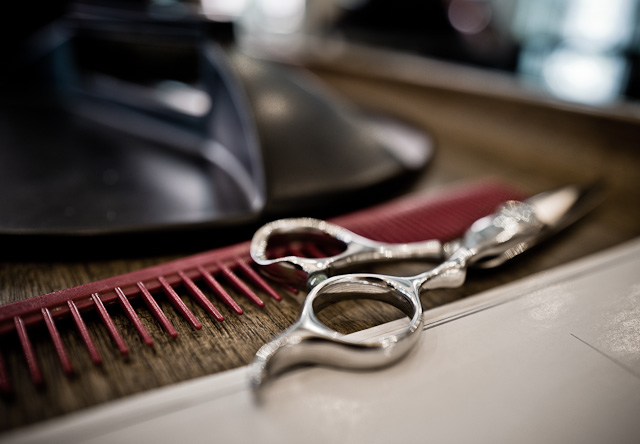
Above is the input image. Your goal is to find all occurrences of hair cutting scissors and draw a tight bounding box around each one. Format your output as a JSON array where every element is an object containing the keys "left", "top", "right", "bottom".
[{"left": 248, "top": 184, "right": 599, "bottom": 390}]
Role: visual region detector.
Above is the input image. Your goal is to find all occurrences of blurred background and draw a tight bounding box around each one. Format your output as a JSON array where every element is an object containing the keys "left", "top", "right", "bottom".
[
  {"left": 2, "top": 0, "right": 640, "bottom": 253},
  {"left": 7, "top": 0, "right": 640, "bottom": 114},
  {"left": 232, "top": 0, "right": 640, "bottom": 106}
]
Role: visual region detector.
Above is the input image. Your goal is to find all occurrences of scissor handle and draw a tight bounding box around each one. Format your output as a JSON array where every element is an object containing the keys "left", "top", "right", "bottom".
[
  {"left": 248, "top": 254, "right": 471, "bottom": 392},
  {"left": 248, "top": 272, "right": 426, "bottom": 392},
  {"left": 250, "top": 218, "right": 444, "bottom": 288}
]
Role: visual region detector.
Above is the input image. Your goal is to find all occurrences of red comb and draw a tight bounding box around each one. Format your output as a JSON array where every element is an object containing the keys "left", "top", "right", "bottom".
[{"left": 0, "top": 180, "right": 524, "bottom": 392}]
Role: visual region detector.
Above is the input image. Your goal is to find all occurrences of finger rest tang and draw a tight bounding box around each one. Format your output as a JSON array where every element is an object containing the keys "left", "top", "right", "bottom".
[
  {"left": 248, "top": 319, "right": 424, "bottom": 391},
  {"left": 249, "top": 273, "right": 425, "bottom": 391}
]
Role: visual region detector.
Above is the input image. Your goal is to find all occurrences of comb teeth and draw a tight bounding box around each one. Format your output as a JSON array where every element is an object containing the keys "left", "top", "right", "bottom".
[
  {"left": 14, "top": 316, "right": 43, "bottom": 387},
  {"left": 0, "top": 181, "right": 524, "bottom": 393},
  {"left": 137, "top": 282, "right": 178, "bottom": 339},
  {"left": 0, "top": 254, "right": 291, "bottom": 392},
  {"left": 158, "top": 276, "right": 202, "bottom": 330},
  {"left": 67, "top": 299, "right": 103, "bottom": 364},
  {"left": 41, "top": 307, "right": 74, "bottom": 375},
  {"left": 0, "top": 348, "right": 11, "bottom": 393},
  {"left": 93, "top": 292, "right": 130, "bottom": 355}
]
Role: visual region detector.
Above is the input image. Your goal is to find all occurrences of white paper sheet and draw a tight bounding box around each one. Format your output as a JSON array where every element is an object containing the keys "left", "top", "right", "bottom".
[{"left": 4, "top": 238, "right": 640, "bottom": 444}]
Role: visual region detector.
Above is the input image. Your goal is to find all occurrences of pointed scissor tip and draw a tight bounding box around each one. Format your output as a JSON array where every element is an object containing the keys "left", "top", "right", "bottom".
[{"left": 526, "top": 181, "right": 605, "bottom": 230}]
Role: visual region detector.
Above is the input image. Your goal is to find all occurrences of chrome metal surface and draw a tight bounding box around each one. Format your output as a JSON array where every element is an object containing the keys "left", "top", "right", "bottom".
[
  {"left": 250, "top": 217, "right": 445, "bottom": 289},
  {"left": 249, "top": 184, "right": 599, "bottom": 391}
]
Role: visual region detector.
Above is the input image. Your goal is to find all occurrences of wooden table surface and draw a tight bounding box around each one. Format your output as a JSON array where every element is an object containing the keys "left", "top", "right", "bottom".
[{"left": 2, "top": 46, "right": 640, "bottom": 432}]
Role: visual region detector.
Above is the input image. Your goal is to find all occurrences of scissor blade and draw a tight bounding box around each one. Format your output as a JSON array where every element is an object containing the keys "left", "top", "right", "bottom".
[
  {"left": 525, "top": 182, "right": 604, "bottom": 233},
  {"left": 468, "top": 182, "right": 604, "bottom": 269}
]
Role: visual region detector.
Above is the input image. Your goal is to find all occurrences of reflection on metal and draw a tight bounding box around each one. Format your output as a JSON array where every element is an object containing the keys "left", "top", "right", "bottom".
[{"left": 248, "top": 184, "right": 600, "bottom": 389}]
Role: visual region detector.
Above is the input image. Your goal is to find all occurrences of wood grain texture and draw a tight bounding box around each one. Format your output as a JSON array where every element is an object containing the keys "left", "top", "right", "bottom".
[{"left": 2, "top": 47, "right": 640, "bottom": 432}]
